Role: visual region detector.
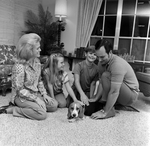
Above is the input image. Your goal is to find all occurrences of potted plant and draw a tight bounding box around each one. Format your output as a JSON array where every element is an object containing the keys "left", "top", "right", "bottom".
[{"left": 23, "top": 4, "right": 64, "bottom": 55}]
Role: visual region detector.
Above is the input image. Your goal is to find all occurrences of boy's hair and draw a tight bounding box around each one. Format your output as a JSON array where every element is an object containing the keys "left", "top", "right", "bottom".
[
  {"left": 43, "top": 53, "right": 64, "bottom": 84},
  {"left": 95, "top": 39, "right": 102, "bottom": 50},
  {"left": 84, "top": 46, "right": 96, "bottom": 53},
  {"left": 16, "top": 33, "right": 41, "bottom": 61},
  {"left": 95, "top": 39, "right": 113, "bottom": 54}
]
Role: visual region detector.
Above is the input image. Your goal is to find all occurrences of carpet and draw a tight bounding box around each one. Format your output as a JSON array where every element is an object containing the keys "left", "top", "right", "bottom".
[{"left": 0, "top": 92, "right": 150, "bottom": 146}]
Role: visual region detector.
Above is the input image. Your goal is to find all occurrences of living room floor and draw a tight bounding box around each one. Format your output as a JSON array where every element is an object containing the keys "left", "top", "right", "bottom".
[{"left": 0, "top": 91, "right": 150, "bottom": 146}]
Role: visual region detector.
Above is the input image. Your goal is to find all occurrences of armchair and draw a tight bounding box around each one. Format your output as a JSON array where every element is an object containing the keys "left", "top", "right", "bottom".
[{"left": 0, "top": 45, "right": 16, "bottom": 96}]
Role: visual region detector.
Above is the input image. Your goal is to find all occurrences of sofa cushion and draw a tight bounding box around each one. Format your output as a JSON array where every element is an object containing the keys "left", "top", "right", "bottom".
[
  {"left": 136, "top": 72, "right": 150, "bottom": 97},
  {"left": 136, "top": 72, "right": 150, "bottom": 84},
  {"left": 145, "top": 67, "right": 150, "bottom": 74},
  {"left": 0, "top": 65, "right": 13, "bottom": 77},
  {"left": 0, "top": 45, "right": 16, "bottom": 65}
]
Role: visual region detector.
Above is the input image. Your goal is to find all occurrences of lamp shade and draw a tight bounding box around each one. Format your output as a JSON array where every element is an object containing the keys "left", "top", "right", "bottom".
[{"left": 55, "top": 0, "right": 67, "bottom": 20}]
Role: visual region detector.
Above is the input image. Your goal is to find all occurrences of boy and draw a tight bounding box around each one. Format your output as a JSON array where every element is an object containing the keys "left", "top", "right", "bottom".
[{"left": 67, "top": 46, "right": 103, "bottom": 116}]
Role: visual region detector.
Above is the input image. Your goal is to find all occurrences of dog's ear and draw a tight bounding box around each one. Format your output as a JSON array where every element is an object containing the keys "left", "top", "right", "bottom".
[
  {"left": 67, "top": 105, "right": 72, "bottom": 119},
  {"left": 82, "top": 104, "right": 85, "bottom": 109},
  {"left": 78, "top": 104, "right": 85, "bottom": 118}
]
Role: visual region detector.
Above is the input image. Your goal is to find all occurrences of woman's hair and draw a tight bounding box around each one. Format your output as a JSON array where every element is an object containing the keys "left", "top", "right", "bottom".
[
  {"left": 95, "top": 39, "right": 113, "bottom": 54},
  {"left": 43, "top": 53, "right": 64, "bottom": 84},
  {"left": 16, "top": 33, "right": 41, "bottom": 61}
]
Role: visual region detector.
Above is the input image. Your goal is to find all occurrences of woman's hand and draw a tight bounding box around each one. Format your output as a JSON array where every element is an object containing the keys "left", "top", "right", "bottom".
[
  {"left": 43, "top": 94, "right": 56, "bottom": 105},
  {"left": 36, "top": 98, "right": 46, "bottom": 111},
  {"left": 43, "top": 94, "right": 52, "bottom": 103},
  {"left": 91, "top": 110, "right": 106, "bottom": 119}
]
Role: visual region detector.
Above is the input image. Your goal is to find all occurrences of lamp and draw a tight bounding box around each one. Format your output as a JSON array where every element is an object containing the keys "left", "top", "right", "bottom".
[{"left": 55, "top": 0, "right": 67, "bottom": 47}]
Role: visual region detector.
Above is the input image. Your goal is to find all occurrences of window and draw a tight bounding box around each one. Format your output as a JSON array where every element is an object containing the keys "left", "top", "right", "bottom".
[
  {"left": 91, "top": 0, "right": 118, "bottom": 47},
  {"left": 90, "top": 0, "right": 150, "bottom": 62}
]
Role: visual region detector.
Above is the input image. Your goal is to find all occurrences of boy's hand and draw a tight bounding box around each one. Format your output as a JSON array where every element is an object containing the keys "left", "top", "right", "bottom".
[{"left": 80, "top": 93, "right": 89, "bottom": 106}]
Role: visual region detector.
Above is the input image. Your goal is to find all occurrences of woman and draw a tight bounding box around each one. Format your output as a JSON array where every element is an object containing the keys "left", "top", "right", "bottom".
[
  {"left": 0, "top": 33, "right": 58, "bottom": 120},
  {"left": 42, "top": 53, "right": 82, "bottom": 108}
]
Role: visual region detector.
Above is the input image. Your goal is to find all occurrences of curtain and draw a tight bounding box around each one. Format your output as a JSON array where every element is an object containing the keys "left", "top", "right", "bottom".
[{"left": 76, "top": 0, "right": 103, "bottom": 48}]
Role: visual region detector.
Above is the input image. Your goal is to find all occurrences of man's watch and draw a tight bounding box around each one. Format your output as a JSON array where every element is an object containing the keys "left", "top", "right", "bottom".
[{"left": 100, "top": 109, "right": 105, "bottom": 113}]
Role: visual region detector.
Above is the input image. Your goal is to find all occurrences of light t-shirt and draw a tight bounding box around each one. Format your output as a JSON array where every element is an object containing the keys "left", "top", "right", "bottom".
[
  {"left": 73, "top": 60, "right": 99, "bottom": 92},
  {"left": 106, "top": 54, "right": 139, "bottom": 92}
]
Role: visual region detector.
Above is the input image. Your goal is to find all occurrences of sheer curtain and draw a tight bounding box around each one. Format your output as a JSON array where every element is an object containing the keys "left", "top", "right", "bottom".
[{"left": 76, "top": 0, "right": 103, "bottom": 48}]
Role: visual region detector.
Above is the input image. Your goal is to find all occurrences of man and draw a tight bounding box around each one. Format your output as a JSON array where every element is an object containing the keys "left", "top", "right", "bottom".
[{"left": 91, "top": 39, "right": 139, "bottom": 119}]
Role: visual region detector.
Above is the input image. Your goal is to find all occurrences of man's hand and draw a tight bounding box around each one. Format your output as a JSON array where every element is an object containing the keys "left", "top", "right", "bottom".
[
  {"left": 89, "top": 95, "right": 98, "bottom": 102},
  {"left": 91, "top": 110, "right": 106, "bottom": 119},
  {"left": 36, "top": 98, "right": 46, "bottom": 111},
  {"left": 91, "top": 108, "right": 116, "bottom": 119},
  {"left": 80, "top": 93, "right": 89, "bottom": 106}
]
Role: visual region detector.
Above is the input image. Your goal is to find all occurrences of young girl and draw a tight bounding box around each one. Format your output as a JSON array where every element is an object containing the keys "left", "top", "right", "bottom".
[{"left": 42, "top": 53, "right": 82, "bottom": 108}]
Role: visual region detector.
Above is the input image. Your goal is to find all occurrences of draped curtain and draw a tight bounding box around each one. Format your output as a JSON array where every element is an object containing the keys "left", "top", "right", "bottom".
[{"left": 76, "top": 0, "right": 103, "bottom": 48}]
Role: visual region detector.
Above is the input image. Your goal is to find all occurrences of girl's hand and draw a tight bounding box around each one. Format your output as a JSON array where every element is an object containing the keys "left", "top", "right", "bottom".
[{"left": 74, "top": 99, "right": 84, "bottom": 106}]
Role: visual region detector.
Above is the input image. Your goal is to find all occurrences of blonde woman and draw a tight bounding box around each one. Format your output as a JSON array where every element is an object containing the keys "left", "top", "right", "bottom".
[
  {"left": 42, "top": 53, "right": 82, "bottom": 108},
  {"left": 0, "top": 33, "right": 58, "bottom": 120}
]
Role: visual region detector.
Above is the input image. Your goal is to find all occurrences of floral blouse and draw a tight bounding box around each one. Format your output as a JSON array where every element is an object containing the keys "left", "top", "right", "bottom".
[{"left": 11, "top": 58, "right": 47, "bottom": 103}]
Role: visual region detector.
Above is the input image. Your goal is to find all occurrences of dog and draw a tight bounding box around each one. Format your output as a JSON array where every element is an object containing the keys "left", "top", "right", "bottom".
[{"left": 67, "top": 101, "right": 85, "bottom": 122}]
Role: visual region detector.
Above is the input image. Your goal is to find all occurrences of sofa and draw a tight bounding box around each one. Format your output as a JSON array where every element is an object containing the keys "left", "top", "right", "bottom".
[
  {"left": 0, "top": 45, "right": 16, "bottom": 96},
  {"left": 136, "top": 68, "right": 150, "bottom": 97}
]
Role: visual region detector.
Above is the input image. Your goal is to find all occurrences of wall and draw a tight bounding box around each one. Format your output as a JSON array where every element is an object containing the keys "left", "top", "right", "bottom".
[
  {"left": 61, "top": 0, "right": 79, "bottom": 54},
  {"left": 0, "top": 0, "right": 15, "bottom": 45},
  {"left": 42, "top": 0, "right": 55, "bottom": 16},
  {"left": 0, "top": 0, "right": 41, "bottom": 46},
  {"left": 0, "top": 0, "right": 78, "bottom": 54},
  {"left": 42, "top": 0, "right": 79, "bottom": 54}
]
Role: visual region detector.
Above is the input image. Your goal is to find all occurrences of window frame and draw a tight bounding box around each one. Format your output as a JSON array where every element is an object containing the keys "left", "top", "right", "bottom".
[{"left": 90, "top": 0, "right": 150, "bottom": 63}]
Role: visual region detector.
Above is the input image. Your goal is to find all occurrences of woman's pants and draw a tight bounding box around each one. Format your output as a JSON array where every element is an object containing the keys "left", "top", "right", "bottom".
[{"left": 12, "top": 94, "right": 58, "bottom": 120}]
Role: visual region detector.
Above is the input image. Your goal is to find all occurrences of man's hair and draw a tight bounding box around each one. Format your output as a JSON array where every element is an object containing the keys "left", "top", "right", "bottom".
[
  {"left": 16, "top": 33, "right": 41, "bottom": 61},
  {"left": 95, "top": 39, "right": 113, "bottom": 54}
]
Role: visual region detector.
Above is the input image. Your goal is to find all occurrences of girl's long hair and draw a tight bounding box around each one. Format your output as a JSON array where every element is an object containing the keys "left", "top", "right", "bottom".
[{"left": 43, "top": 53, "right": 64, "bottom": 84}]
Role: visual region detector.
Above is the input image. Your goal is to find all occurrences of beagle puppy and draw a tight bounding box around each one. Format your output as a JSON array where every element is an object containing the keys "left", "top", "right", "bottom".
[{"left": 67, "top": 101, "right": 85, "bottom": 122}]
